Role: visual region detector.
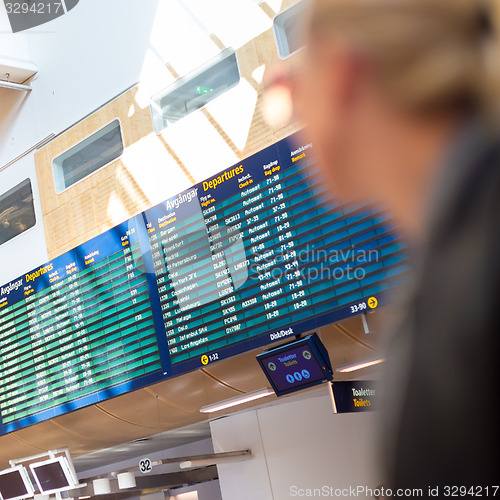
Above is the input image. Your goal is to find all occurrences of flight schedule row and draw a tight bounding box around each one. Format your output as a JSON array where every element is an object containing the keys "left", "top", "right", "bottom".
[{"left": 0, "top": 221, "right": 162, "bottom": 425}]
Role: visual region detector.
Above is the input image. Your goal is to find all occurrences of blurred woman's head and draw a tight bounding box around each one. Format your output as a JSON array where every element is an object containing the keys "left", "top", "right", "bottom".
[{"left": 294, "top": 0, "right": 499, "bottom": 235}]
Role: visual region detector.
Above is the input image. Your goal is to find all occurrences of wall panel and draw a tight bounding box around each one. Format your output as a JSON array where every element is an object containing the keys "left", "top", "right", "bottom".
[{"left": 34, "top": 26, "right": 302, "bottom": 258}]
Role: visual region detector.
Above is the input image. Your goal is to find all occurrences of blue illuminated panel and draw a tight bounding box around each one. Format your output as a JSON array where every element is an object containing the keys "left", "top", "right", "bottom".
[
  {"left": 257, "top": 334, "right": 333, "bottom": 396},
  {"left": 144, "top": 134, "right": 408, "bottom": 373},
  {"left": 0, "top": 218, "right": 169, "bottom": 433},
  {"left": 0, "top": 133, "right": 408, "bottom": 434}
]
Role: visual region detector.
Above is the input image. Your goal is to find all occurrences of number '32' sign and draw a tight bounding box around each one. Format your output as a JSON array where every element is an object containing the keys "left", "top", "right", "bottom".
[{"left": 139, "top": 458, "right": 153, "bottom": 474}]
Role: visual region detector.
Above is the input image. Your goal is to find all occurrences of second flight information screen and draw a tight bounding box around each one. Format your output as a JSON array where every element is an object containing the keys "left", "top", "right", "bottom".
[
  {"left": 0, "top": 133, "right": 408, "bottom": 433},
  {"left": 0, "top": 219, "right": 165, "bottom": 430}
]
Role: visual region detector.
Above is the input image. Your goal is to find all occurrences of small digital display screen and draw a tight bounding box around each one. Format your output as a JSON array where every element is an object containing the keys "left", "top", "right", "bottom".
[
  {"left": 0, "top": 470, "right": 29, "bottom": 500},
  {"left": 257, "top": 334, "right": 332, "bottom": 396},
  {"left": 32, "top": 462, "right": 70, "bottom": 490}
]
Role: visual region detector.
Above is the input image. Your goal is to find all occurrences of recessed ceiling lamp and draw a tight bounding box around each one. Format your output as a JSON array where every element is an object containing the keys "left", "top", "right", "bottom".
[
  {"left": 336, "top": 357, "right": 386, "bottom": 373},
  {"left": 200, "top": 388, "right": 275, "bottom": 413}
]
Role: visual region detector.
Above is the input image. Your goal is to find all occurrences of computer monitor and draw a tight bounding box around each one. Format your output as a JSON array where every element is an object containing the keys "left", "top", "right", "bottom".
[
  {"left": 29, "top": 456, "right": 78, "bottom": 495},
  {"left": 257, "top": 333, "right": 333, "bottom": 396},
  {"left": 0, "top": 466, "right": 34, "bottom": 500}
]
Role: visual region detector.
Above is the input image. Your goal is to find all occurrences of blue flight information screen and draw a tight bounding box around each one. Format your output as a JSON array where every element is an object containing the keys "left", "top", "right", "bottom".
[
  {"left": 144, "top": 135, "right": 407, "bottom": 372},
  {"left": 0, "top": 218, "right": 168, "bottom": 433},
  {"left": 0, "top": 133, "right": 408, "bottom": 434}
]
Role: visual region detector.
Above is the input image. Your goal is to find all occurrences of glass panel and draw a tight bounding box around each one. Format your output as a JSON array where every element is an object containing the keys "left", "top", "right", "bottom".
[
  {"left": 150, "top": 48, "right": 240, "bottom": 133},
  {"left": 0, "top": 179, "right": 36, "bottom": 246},
  {"left": 52, "top": 119, "right": 123, "bottom": 192},
  {"left": 274, "top": 1, "right": 306, "bottom": 59}
]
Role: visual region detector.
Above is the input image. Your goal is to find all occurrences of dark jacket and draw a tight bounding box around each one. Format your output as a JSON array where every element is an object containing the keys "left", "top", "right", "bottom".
[{"left": 384, "top": 124, "right": 500, "bottom": 493}]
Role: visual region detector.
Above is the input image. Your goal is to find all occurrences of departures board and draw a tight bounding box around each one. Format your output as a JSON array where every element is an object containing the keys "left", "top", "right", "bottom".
[
  {"left": 143, "top": 140, "right": 408, "bottom": 371},
  {"left": 0, "top": 219, "right": 167, "bottom": 433},
  {"left": 0, "top": 133, "right": 408, "bottom": 434}
]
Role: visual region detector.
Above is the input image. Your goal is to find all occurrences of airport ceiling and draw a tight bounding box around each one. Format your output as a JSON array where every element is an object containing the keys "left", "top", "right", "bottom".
[
  {"left": 0, "top": 312, "right": 384, "bottom": 468},
  {"left": 73, "top": 421, "right": 212, "bottom": 474}
]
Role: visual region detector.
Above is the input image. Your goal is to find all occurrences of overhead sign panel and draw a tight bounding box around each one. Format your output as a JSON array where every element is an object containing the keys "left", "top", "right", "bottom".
[{"left": 0, "top": 133, "right": 407, "bottom": 434}]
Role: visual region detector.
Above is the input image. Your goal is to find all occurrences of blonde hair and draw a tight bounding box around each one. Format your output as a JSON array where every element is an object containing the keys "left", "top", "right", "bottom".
[{"left": 309, "top": 0, "right": 500, "bottom": 115}]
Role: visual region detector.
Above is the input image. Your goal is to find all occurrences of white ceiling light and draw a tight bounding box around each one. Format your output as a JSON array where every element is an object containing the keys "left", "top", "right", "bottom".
[
  {"left": 93, "top": 478, "right": 111, "bottom": 495},
  {"left": 336, "top": 357, "right": 385, "bottom": 373},
  {"left": 117, "top": 472, "right": 136, "bottom": 489},
  {"left": 200, "top": 388, "right": 274, "bottom": 413}
]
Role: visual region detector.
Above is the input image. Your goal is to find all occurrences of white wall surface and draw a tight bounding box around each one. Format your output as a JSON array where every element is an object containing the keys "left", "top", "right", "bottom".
[
  {"left": 24, "top": 0, "right": 163, "bottom": 147},
  {"left": 168, "top": 480, "right": 223, "bottom": 500},
  {"left": 210, "top": 388, "right": 382, "bottom": 500},
  {"left": 0, "top": 6, "right": 40, "bottom": 167},
  {"left": 0, "top": 6, "right": 31, "bottom": 60},
  {"left": 212, "top": 410, "right": 275, "bottom": 500}
]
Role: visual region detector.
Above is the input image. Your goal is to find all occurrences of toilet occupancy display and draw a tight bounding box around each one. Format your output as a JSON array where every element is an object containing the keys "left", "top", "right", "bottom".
[
  {"left": 0, "top": 219, "right": 166, "bottom": 432},
  {"left": 0, "top": 133, "right": 408, "bottom": 434},
  {"left": 143, "top": 138, "right": 407, "bottom": 371}
]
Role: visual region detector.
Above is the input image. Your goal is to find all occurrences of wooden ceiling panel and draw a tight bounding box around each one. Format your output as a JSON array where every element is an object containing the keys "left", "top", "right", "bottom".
[
  {"left": 0, "top": 433, "right": 44, "bottom": 467},
  {"left": 201, "top": 349, "right": 270, "bottom": 393},
  {"left": 146, "top": 369, "right": 242, "bottom": 412},
  {"left": 11, "top": 406, "right": 150, "bottom": 455},
  {"left": 6, "top": 420, "right": 92, "bottom": 457},
  {"left": 96, "top": 388, "right": 203, "bottom": 431}
]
